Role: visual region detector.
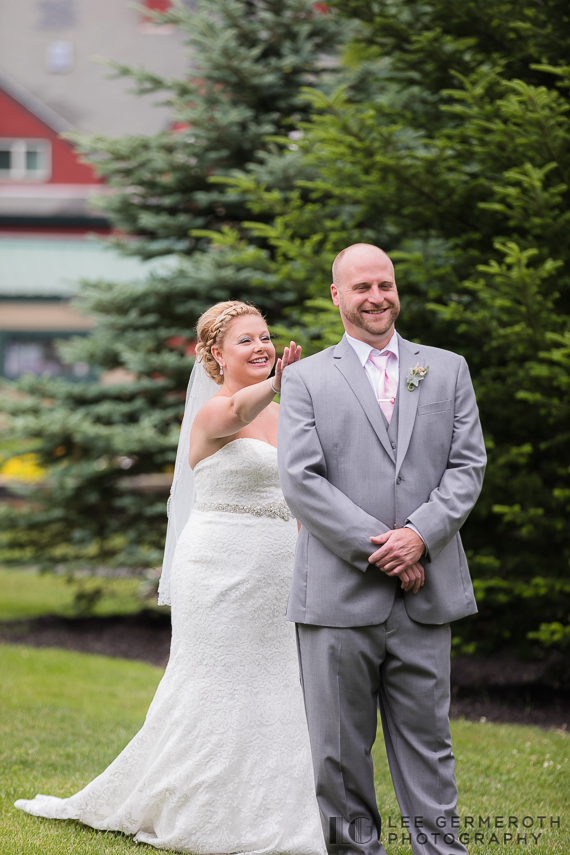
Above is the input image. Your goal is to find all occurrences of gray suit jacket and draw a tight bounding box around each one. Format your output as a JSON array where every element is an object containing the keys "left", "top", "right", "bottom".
[{"left": 277, "top": 333, "right": 486, "bottom": 626}]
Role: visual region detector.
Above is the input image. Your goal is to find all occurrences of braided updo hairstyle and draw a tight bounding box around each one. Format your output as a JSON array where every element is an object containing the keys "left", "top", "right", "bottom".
[{"left": 195, "top": 301, "right": 264, "bottom": 384}]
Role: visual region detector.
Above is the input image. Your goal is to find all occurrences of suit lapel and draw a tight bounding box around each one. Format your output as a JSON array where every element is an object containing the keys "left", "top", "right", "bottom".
[
  {"left": 333, "top": 336, "right": 396, "bottom": 463},
  {"left": 395, "top": 336, "right": 422, "bottom": 475}
]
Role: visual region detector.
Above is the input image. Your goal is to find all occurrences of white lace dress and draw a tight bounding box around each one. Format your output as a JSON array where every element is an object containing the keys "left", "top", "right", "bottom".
[{"left": 15, "top": 438, "right": 326, "bottom": 855}]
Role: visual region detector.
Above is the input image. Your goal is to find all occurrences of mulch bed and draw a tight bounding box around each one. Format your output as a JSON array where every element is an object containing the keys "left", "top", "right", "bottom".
[
  {"left": 450, "top": 654, "right": 569, "bottom": 730},
  {"left": 0, "top": 611, "right": 172, "bottom": 668},
  {"left": 1, "top": 612, "right": 569, "bottom": 731}
]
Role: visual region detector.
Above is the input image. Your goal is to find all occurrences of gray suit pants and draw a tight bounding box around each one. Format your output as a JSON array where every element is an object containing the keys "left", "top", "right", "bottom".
[{"left": 295, "top": 591, "right": 468, "bottom": 855}]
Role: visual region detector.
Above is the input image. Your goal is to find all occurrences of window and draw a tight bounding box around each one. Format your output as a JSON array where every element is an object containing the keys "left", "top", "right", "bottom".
[
  {"left": 46, "top": 40, "right": 74, "bottom": 73},
  {"left": 0, "top": 139, "right": 51, "bottom": 181},
  {"left": 37, "top": 0, "right": 76, "bottom": 30},
  {"left": 1, "top": 332, "right": 92, "bottom": 380}
]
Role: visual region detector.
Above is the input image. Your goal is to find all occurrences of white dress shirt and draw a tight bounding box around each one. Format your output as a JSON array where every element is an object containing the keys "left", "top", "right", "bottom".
[
  {"left": 345, "top": 330, "right": 399, "bottom": 396},
  {"left": 344, "top": 330, "right": 426, "bottom": 555}
]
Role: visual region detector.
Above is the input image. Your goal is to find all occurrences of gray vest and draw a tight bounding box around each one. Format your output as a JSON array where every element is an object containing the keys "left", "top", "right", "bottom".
[{"left": 381, "top": 388, "right": 400, "bottom": 449}]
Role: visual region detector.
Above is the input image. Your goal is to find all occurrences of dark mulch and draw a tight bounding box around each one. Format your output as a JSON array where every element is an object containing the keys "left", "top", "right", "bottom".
[
  {"left": 0, "top": 611, "right": 172, "bottom": 669},
  {"left": 450, "top": 655, "right": 569, "bottom": 730},
  {"left": 1, "top": 613, "right": 569, "bottom": 731}
]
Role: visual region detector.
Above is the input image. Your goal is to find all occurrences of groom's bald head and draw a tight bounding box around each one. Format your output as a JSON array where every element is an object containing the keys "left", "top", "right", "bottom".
[{"left": 332, "top": 243, "right": 394, "bottom": 289}]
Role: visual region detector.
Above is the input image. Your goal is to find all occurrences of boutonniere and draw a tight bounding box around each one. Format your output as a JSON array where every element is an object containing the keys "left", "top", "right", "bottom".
[{"left": 406, "top": 363, "right": 429, "bottom": 391}]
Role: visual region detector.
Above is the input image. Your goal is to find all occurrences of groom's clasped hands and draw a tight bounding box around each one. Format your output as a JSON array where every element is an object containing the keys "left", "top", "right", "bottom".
[{"left": 368, "top": 527, "right": 425, "bottom": 593}]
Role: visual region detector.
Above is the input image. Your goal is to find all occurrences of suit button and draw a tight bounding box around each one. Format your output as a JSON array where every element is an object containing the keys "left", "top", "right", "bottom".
[
  {"left": 391, "top": 442, "right": 397, "bottom": 449},
  {"left": 396, "top": 476, "right": 402, "bottom": 484}
]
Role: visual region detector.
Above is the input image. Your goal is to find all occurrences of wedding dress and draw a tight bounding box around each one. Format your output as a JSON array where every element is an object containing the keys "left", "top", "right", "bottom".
[{"left": 16, "top": 438, "right": 326, "bottom": 855}]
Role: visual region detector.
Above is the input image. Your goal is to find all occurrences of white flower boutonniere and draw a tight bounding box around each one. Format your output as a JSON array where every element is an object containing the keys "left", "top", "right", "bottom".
[{"left": 406, "top": 363, "right": 429, "bottom": 391}]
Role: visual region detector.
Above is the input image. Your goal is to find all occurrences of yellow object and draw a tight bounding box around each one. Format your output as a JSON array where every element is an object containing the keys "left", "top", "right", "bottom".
[{"left": 0, "top": 453, "right": 45, "bottom": 482}]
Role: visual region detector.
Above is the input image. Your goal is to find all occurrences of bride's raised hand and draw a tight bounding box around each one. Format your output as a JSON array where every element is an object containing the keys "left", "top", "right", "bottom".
[{"left": 272, "top": 341, "right": 302, "bottom": 393}]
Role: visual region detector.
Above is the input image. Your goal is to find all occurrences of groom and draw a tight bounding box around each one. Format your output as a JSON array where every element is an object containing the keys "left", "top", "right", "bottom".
[{"left": 277, "top": 244, "right": 486, "bottom": 855}]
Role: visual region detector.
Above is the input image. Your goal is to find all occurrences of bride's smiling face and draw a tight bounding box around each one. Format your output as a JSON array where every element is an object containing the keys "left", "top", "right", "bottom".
[{"left": 212, "top": 314, "right": 275, "bottom": 387}]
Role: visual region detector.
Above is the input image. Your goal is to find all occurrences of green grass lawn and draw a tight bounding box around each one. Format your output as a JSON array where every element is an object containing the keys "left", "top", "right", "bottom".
[
  {"left": 1, "top": 644, "right": 568, "bottom": 855},
  {"left": 0, "top": 645, "right": 178, "bottom": 854},
  {"left": 0, "top": 568, "right": 165, "bottom": 621},
  {"left": 374, "top": 719, "right": 569, "bottom": 854}
]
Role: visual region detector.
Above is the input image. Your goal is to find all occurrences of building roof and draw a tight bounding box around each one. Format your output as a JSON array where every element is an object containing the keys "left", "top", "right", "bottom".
[
  {"left": 0, "top": 68, "right": 74, "bottom": 134},
  {"left": 0, "top": 2, "right": 191, "bottom": 137},
  {"left": 0, "top": 237, "right": 178, "bottom": 297}
]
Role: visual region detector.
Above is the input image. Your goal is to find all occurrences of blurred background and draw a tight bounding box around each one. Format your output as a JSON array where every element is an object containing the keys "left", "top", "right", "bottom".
[
  {"left": 0, "top": 0, "right": 190, "bottom": 385},
  {"left": 0, "top": 0, "right": 569, "bottom": 732}
]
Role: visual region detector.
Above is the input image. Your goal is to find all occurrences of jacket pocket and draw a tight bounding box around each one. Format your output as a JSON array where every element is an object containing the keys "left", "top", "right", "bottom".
[{"left": 418, "top": 398, "right": 452, "bottom": 416}]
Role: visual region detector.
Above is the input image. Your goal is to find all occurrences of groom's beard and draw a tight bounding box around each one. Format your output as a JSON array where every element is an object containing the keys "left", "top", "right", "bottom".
[{"left": 341, "top": 300, "right": 400, "bottom": 338}]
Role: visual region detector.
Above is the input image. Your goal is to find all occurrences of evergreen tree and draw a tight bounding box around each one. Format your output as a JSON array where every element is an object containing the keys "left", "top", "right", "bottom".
[
  {"left": 213, "top": 0, "right": 570, "bottom": 659},
  {"left": 0, "top": 0, "right": 344, "bottom": 582}
]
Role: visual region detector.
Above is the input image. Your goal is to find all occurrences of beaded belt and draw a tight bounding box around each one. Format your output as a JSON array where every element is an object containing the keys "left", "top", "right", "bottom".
[{"left": 193, "top": 500, "right": 294, "bottom": 521}]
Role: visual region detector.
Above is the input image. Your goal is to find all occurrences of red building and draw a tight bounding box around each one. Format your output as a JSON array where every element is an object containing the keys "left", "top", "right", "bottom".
[
  {"left": 0, "top": 1, "right": 188, "bottom": 380},
  {"left": 0, "top": 73, "right": 107, "bottom": 379},
  {"left": 0, "top": 75, "right": 102, "bottom": 194}
]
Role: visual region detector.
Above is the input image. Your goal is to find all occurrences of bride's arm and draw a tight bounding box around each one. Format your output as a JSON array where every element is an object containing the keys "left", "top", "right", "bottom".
[{"left": 194, "top": 343, "right": 301, "bottom": 440}]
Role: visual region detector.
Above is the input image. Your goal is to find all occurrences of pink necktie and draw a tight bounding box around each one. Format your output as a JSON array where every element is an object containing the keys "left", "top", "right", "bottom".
[{"left": 369, "top": 350, "right": 397, "bottom": 424}]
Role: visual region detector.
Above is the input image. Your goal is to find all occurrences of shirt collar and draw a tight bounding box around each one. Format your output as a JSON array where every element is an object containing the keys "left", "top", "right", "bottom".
[{"left": 344, "top": 330, "right": 399, "bottom": 367}]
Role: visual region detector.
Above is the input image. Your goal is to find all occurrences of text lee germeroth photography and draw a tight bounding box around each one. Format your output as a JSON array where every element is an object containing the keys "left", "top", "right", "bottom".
[{"left": 331, "top": 814, "right": 562, "bottom": 847}]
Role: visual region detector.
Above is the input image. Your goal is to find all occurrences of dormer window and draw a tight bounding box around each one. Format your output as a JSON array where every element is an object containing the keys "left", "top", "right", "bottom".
[{"left": 0, "top": 139, "right": 51, "bottom": 181}]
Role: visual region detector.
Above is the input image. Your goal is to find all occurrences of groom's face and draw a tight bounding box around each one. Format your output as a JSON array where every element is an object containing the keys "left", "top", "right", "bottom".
[{"left": 331, "top": 249, "right": 400, "bottom": 345}]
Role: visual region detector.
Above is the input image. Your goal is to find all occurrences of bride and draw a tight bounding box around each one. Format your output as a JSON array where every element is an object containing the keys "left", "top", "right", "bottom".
[{"left": 15, "top": 300, "right": 326, "bottom": 855}]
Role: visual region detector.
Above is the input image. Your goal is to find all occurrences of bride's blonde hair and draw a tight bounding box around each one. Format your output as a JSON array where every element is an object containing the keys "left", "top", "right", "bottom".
[{"left": 195, "top": 300, "right": 264, "bottom": 384}]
